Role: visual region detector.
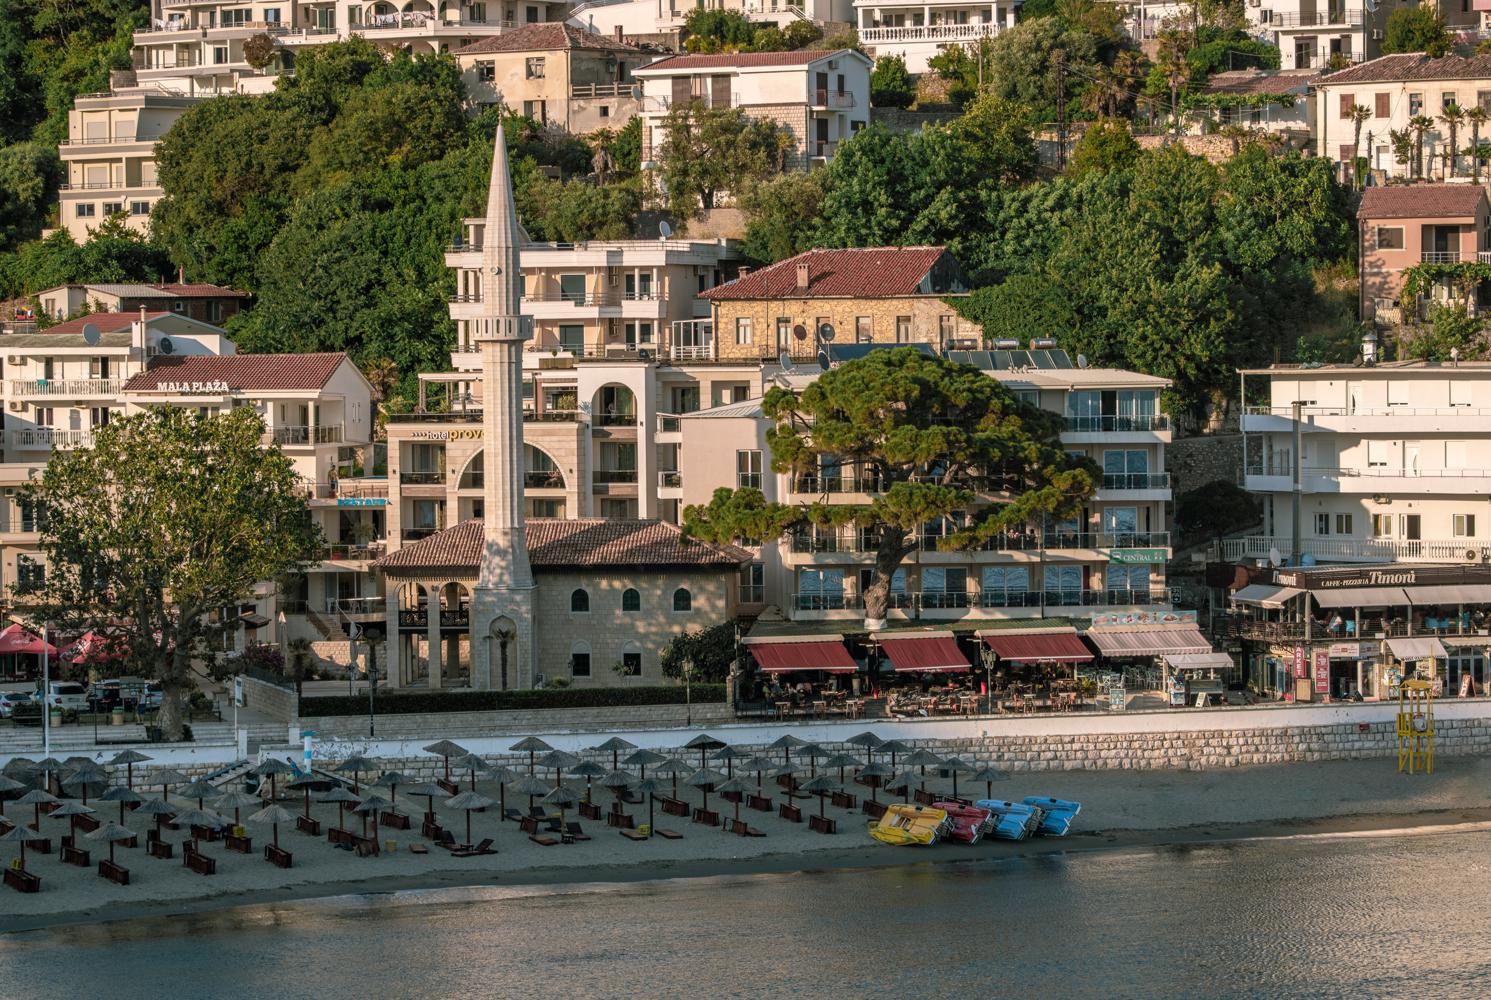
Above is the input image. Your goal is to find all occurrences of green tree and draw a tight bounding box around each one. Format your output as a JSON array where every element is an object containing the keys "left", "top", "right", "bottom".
[
  {"left": 0, "top": 140, "right": 60, "bottom": 251},
  {"left": 984, "top": 17, "right": 1101, "bottom": 124},
  {"left": 656, "top": 104, "right": 787, "bottom": 217},
  {"left": 1174, "top": 479, "right": 1261, "bottom": 542},
  {"left": 953, "top": 273, "right": 1080, "bottom": 346},
  {"left": 681, "top": 10, "right": 761, "bottom": 52},
  {"left": 1439, "top": 102, "right": 1464, "bottom": 178},
  {"left": 522, "top": 174, "right": 640, "bottom": 241},
  {"left": 739, "top": 170, "right": 827, "bottom": 262},
  {"left": 1348, "top": 103, "right": 1370, "bottom": 187},
  {"left": 1466, "top": 105, "right": 1489, "bottom": 184},
  {"left": 1409, "top": 114, "right": 1435, "bottom": 179},
  {"left": 1067, "top": 118, "right": 1140, "bottom": 176},
  {"left": 18, "top": 407, "right": 321, "bottom": 739},
  {"left": 659, "top": 622, "right": 737, "bottom": 682},
  {"left": 683, "top": 349, "right": 1095, "bottom": 624},
  {"left": 1382, "top": 6, "right": 1452, "bottom": 57},
  {"left": 870, "top": 54, "right": 915, "bottom": 108}
]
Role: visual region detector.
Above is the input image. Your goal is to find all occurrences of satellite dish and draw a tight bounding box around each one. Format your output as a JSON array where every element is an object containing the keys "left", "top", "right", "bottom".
[
  {"left": 1076, "top": 353, "right": 1089, "bottom": 369},
  {"left": 158, "top": 337, "right": 174, "bottom": 355},
  {"left": 777, "top": 351, "right": 794, "bottom": 371},
  {"left": 793, "top": 324, "right": 808, "bottom": 341},
  {"left": 817, "top": 322, "right": 835, "bottom": 342},
  {"left": 81, "top": 322, "right": 101, "bottom": 347},
  {"left": 658, "top": 221, "right": 673, "bottom": 239},
  {"left": 1268, "top": 546, "right": 1282, "bottom": 568},
  {"left": 817, "top": 350, "right": 831, "bottom": 371}
]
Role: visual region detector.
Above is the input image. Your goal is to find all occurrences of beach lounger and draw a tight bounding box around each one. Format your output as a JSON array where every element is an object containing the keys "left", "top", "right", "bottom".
[
  {"left": 503, "top": 808, "right": 524, "bottom": 823},
  {"left": 519, "top": 815, "right": 540, "bottom": 834},
  {"left": 4, "top": 867, "right": 40, "bottom": 893},
  {"left": 564, "top": 822, "right": 591, "bottom": 842},
  {"left": 692, "top": 808, "right": 720, "bottom": 827},
  {"left": 655, "top": 828, "right": 683, "bottom": 840},
  {"left": 408, "top": 843, "right": 429, "bottom": 855},
  {"left": 434, "top": 829, "right": 457, "bottom": 851},
  {"left": 808, "top": 815, "right": 838, "bottom": 835},
  {"left": 528, "top": 806, "right": 547, "bottom": 819},
  {"left": 98, "top": 859, "right": 130, "bottom": 885},
  {"left": 578, "top": 802, "right": 603, "bottom": 821},
  {"left": 452, "top": 838, "right": 497, "bottom": 857},
  {"left": 528, "top": 835, "right": 559, "bottom": 846},
  {"left": 619, "top": 828, "right": 649, "bottom": 841}
]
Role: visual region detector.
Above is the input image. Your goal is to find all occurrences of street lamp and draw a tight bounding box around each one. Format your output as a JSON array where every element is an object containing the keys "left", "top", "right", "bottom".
[
  {"left": 981, "top": 643, "right": 994, "bottom": 716},
  {"left": 682, "top": 655, "right": 694, "bottom": 727},
  {"left": 352, "top": 622, "right": 386, "bottom": 739}
]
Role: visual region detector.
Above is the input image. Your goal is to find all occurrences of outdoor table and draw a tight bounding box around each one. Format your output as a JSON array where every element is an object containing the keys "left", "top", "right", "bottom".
[
  {"left": 225, "top": 833, "right": 253, "bottom": 854},
  {"left": 774, "top": 701, "right": 791, "bottom": 720},
  {"left": 98, "top": 859, "right": 130, "bottom": 885}
]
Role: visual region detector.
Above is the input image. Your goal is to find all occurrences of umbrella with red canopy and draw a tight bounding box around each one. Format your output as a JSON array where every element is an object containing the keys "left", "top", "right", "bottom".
[{"left": 0, "top": 623, "right": 56, "bottom": 656}]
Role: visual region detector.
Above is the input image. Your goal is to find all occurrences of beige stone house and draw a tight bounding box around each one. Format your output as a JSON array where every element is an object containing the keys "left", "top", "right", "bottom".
[
  {"left": 375, "top": 517, "right": 748, "bottom": 688},
  {"left": 454, "top": 23, "right": 648, "bottom": 132},
  {"left": 698, "top": 246, "right": 979, "bottom": 362}
]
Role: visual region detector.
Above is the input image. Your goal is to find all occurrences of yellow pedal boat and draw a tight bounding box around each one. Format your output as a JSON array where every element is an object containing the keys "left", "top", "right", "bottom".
[{"left": 868, "top": 804, "right": 949, "bottom": 846}]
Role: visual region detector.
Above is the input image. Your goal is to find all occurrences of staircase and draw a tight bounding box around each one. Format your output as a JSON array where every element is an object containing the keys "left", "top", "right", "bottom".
[{"left": 305, "top": 606, "right": 349, "bottom": 642}]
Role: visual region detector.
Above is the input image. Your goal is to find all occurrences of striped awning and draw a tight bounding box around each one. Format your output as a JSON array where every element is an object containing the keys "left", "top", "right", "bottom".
[
  {"left": 748, "top": 640, "right": 858, "bottom": 674},
  {"left": 876, "top": 633, "right": 970, "bottom": 674},
  {"left": 979, "top": 628, "right": 1094, "bottom": 664},
  {"left": 1086, "top": 626, "right": 1212, "bottom": 658},
  {"left": 1231, "top": 583, "right": 1304, "bottom": 609}
]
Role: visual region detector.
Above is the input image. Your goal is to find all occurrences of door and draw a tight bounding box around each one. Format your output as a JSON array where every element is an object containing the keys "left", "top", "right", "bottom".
[
  {"left": 709, "top": 74, "right": 730, "bottom": 108},
  {"left": 1346, "top": 382, "right": 1361, "bottom": 415},
  {"left": 1400, "top": 514, "right": 1422, "bottom": 541},
  {"left": 1405, "top": 443, "right": 1420, "bottom": 476}
]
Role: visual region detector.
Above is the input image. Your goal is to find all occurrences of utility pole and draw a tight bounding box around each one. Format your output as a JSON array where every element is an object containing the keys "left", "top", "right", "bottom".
[
  {"left": 41, "top": 620, "right": 51, "bottom": 763},
  {"left": 1054, "top": 49, "right": 1067, "bottom": 172},
  {"left": 1291, "top": 400, "right": 1304, "bottom": 566}
]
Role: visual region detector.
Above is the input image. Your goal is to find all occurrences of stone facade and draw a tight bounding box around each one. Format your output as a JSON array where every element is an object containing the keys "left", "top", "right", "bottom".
[{"left": 711, "top": 294, "right": 978, "bottom": 362}]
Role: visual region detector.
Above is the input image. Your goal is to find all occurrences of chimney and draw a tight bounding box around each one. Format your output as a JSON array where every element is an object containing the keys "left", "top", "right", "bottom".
[
  {"left": 795, "top": 262, "right": 810, "bottom": 290},
  {"left": 614, "top": 24, "right": 623, "bottom": 41},
  {"left": 737, "top": 265, "right": 751, "bottom": 277},
  {"left": 178, "top": 264, "right": 185, "bottom": 284},
  {"left": 132, "top": 304, "right": 147, "bottom": 356}
]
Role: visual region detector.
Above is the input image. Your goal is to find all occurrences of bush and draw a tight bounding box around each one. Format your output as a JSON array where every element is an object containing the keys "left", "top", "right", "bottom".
[
  {"left": 300, "top": 684, "right": 726, "bottom": 717},
  {"left": 1174, "top": 480, "right": 1261, "bottom": 542},
  {"left": 870, "top": 55, "right": 915, "bottom": 109}
]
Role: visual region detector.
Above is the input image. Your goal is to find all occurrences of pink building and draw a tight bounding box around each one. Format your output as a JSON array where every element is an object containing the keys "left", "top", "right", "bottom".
[{"left": 1357, "top": 184, "right": 1490, "bottom": 321}]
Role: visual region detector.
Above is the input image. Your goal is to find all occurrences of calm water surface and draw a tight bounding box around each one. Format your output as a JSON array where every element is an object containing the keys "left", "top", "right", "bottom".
[{"left": 3, "top": 831, "right": 1490, "bottom": 999}]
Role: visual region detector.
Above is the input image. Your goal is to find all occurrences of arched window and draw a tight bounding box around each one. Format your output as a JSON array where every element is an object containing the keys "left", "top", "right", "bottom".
[
  {"left": 621, "top": 588, "right": 641, "bottom": 612},
  {"left": 570, "top": 588, "right": 589, "bottom": 613},
  {"left": 672, "top": 587, "right": 692, "bottom": 612},
  {"left": 570, "top": 641, "right": 591, "bottom": 677},
  {"left": 620, "top": 640, "right": 642, "bottom": 677}
]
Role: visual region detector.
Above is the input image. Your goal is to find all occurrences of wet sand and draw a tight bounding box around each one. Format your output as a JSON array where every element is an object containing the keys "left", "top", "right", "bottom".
[{"left": 3, "top": 755, "right": 1487, "bottom": 934}]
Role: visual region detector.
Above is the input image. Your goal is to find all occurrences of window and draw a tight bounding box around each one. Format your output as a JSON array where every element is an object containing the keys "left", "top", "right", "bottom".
[
  {"left": 1443, "top": 92, "right": 1458, "bottom": 112},
  {"left": 526, "top": 4, "right": 539, "bottom": 20},
  {"left": 1044, "top": 565, "right": 1083, "bottom": 604},
  {"left": 1335, "top": 514, "right": 1354, "bottom": 535},
  {"left": 855, "top": 316, "right": 872, "bottom": 342},
  {"left": 736, "top": 449, "right": 762, "bottom": 489},
  {"left": 776, "top": 317, "right": 791, "bottom": 350},
  {"left": 102, "top": 202, "right": 122, "bottom": 216},
  {"left": 15, "top": 556, "right": 44, "bottom": 594},
  {"left": 735, "top": 317, "right": 752, "bottom": 345},
  {"left": 558, "top": 324, "right": 584, "bottom": 355},
  {"left": 621, "top": 587, "right": 640, "bottom": 611},
  {"left": 76, "top": 203, "right": 96, "bottom": 218},
  {"left": 938, "top": 314, "right": 955, "bottom": 345},
  {"left": 740, "top": 562, "right": 764, "bottom": 603},
  {"left": 672, "top": 587, "right": 692, "bottom": 612},
  {"left": 476, "top": 61, "right": 494, "bottom": 82},
  {"left": 1480, "top": 91, "right": 1491, "bottom": 112},
  {"left": 1376, "top": 227, "right": 1404, "bottom": 250},
  {"left": 1387, "top": 381, "right": 1409, "bottom": 406},
  {"left": 570, "top": 588, "right": 589, "bottom": 612},
  {"left": 1372, "top": 513, "right": 1392, "bottom": 538},
  {"left": 212, "top": 45, "right": 228, "bottom": 65},
  {"left": 1338, "top": 93, "right": 1354, "bottom": 118},
  {"left": 621, "top": 650, "right": 642, "bottom": 676},
  {"left": 526, "top": 57, "right": 545, "bottom": 79},
  {"left": 468, "top": 2, "right": 486, "bottom": 22},
  {"left": 570, "top": 643, "right": 591, "bottom": 677},
  {"left": 599, "top": 105, "right": 610, "bottom": 118},
  {"left": 1314, "top": 512, "right": 1330, "bottom": 535},
  {"left": 895, "top": 316, "right": 911, "bottom": 343},
  {"left": 797, "top": 568, "right": 845, "bottom": 609},
  {"left": 522, "top": 100, "right": 546, "bottom": 120},
  {"left": 264, "top": 7, "right": 281, "bottom": 23},
  {"left": 981, "top": 566, "right": 1030, "bottom": 606},
  {"left": 130, "top": 201, "right": 149, "bottom": 216},
  {"left": 921, "top": 567, "right": 967, "bottom": 608},
  {"left": 1409, "top": 93, "right": 1423, "bottom": 116},
  {"left": 1455, "top": 514, "right": 1477, "bottom": 537},
  {"left": 1375, "top": 93, "right": 1390, "bottom": 118},
  {"left": 1107, "top": 564, "right": 1148, "bottom": 598},
  {"left": 1366, "top": 440, "right": 1389, "bottom": 467}
]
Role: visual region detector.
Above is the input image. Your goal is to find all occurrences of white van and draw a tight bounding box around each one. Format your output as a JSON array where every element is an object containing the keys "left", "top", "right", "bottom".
[{"left": 44, "top": 681, "right": 88, "bottom": 712}]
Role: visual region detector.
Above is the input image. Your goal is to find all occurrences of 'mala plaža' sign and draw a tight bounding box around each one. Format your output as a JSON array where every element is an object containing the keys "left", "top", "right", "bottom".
[{"left": 157, "top": 380, "right": 231, "bottom": 394}]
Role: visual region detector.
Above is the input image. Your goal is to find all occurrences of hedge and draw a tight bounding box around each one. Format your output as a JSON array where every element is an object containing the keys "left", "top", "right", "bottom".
[{"left": 300, "top": 684, "right": 726, "bottom": 717}]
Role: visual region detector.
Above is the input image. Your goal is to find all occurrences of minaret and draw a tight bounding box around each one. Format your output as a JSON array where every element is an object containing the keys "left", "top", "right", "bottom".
[{"left": 470, "top": 123, "right": 536, "bottom": 690}]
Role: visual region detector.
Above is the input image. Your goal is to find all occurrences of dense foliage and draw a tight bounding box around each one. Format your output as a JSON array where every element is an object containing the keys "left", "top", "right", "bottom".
[
  {"left": 1174, "top": 479, "right": 1262, "bottom": 542},
  {"left": 0, "top": 217, "right": 171, "bottom": 298},
  {"left": 870, "top": 55, "right": 915, "bottom": 109},
  {"left": 659, "top": 622, "right": 739, "bottom": 682},
  {"left": 656, "top": 103, "right": 790, "bottom": 218},
  {"left": 1382, "top": 7, "right": 1452, "bottom": 57}
]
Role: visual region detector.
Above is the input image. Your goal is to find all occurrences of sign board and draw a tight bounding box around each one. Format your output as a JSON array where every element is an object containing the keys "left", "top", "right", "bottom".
[
  {"left": 409, "top": 428, "right": 483, "bottom": 441},
  {"left": 233, "top": 676, "right": 244, "bottom": 708},
  {"left": 1109, "top": 548, "right": 1167, "bottom": 565},
  {"left": 1461, "top": 674, "right": 1476, "bottom": 698},
  {"left": 1293, "top": 644, "right": 1308, "bottom": 679},
  {"left": 1108, "top": 686, "right": 1125, "bottom": 711},
  {"left": 1089, "top": 609, "right": 1198, "bottom": 627},
  {"left": 1313, "top": 649, "right": 1330, "bottom": 694},
  {"left": 1328, "top": 641, "right": 1382, "bottom": 660},
  {"left": 336, "top": 497, "right": 386, "bottom": 507},
  {"left": 158, "top": 380, "right": 231, "bottom": 394}
]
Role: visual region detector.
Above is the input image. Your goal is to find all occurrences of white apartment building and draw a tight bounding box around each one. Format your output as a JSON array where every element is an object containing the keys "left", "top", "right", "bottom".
[
  {"left": 1234, "top": 359, "right": 1491, "bottom": 566},
  {"left": 58, "top": 86, "right": 202, "bottom": 242},
  {"left": 677, "top": 346, "right": 1176, "bottom": 624},
  {"left": 566, "top": 0, "right": 853, "bottom": 42},
  {"left": 1313, "top": 53, "right": 1491, "bottom": 179},
  {"left": 134, "top": 0, "right": 565, "bottom": 96},
  {"left": 633, "top": 48, "right": 871, "bottom": 171},
  {"left": 854, "top": 0, "right": 1020, "bottom": 74},
  {"left": 0, "top": 312, "right": 375, "bottom": 648}
]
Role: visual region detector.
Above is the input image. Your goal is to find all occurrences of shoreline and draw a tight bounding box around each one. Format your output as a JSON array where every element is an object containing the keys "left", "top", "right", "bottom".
[{"left": 7, "top": 804, "right": 1489, "bottom": 936}]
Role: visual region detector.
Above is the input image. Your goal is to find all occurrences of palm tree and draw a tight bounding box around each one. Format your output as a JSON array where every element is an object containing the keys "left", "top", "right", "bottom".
[
  {"left": 1113, "top": 50, "right": 1143, "bottom": 118},
  {"left": 1349, "top": 103, "right": 1371, "bottom": 188},
  {"left": 360, "top": 357, "right": 399, "bottom": 404},
  {"left": 1466, "top": 106, "right": 1488, "bottom": 184},
  {"left": 1156, "top": 30, "right": 1190, "bottom": 139},
  {"left": 1439, "top": 103, "right": 1465, "bottom": 178},
  {"left": 1410, "top": 115, "right": 1436, "bottom": 179},
  {"left": 1389, "top": 128, "right": 1414, "bottom": 174}
]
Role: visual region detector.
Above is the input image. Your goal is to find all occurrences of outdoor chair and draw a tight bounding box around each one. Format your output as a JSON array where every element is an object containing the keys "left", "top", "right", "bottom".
[
  {"left": 564, "top": 821, "right": 591, "bottom": 841},
  {"left": 452, "top": 838, "right": 496, "bottom": 857},
  {"left": 528, "top": 834, "right": 559, "bottom": 846}
]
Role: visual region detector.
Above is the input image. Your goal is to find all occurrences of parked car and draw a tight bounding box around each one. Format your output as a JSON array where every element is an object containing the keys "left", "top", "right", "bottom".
[
  {"left": 44, "top": 681, "right": 88, "bottom": 714},
  {"left": 0, "top": 691, "right": 34, "bottom": 718}
]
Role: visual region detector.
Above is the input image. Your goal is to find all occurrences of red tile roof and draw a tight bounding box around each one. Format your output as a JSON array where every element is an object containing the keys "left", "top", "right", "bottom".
[
  {"left": 1320, "top": 52, "right": 1491, "bottom": 86},
  {"left": 1204, "top": 68, "right": 1318, "bottom": 96},
  {"left": 1357, "top": 184, "right": 1488, "bottom": 220},
  {"left": 700, "top": 247, "right": 956, "bottom": 300},
  {"left": 125, "top": 353, "right": 351, "bottom": 392},
  {"left": 637, "top": 49, "right": 847, "bottom": 72},
  {"left": 44, "top": 311, "right": 170, "bottom": 335},
  {"left": 456, "top": 23, "right": 641, "bottom": 54},
  {"left": 153, "top": 283, "right": 248, "bottom": 298},
  {"left": 377, "top": 519, "right": 750, "bottom": 575}
]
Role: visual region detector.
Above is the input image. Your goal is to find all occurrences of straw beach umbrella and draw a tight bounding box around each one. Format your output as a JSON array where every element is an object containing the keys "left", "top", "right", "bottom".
[
  {"left": 592, "top": 737, "right": 637, "bottom": 771},
  {"left": 858, "top": 762, "right": 892, "bottom": 803},
  {"left": 684, "top": 734, "right": 725, "bottom": 770},
  {"left": 902, "top": 749, "right": 944, "bottom": 791},
  {"left": 487, "top": 766, "right": 518, "bottom": 819},
  {"left": 794, "top": 743, "right": 828, "bottom": 779},
  {"left": 684, "top": 768, "right": 727, "bottom": 814},
  {"left": 287, "top": 774, "right": 330, "bottom": 825},
  {"left": 251, "top": 759, "right": 294, "bottom": 801},
  {"left": 509, "top": 737, "right": 553, "bottom": 775},
  {"left": 373, "top": 771, "right": 410, "bottom": 812},
  {"left": 179, "top": 778, "right": 218, "bottom": 810},
  {"left": 336, "top": 755, "right": 378, "bottom": 795},
  {"left": 0, "top": 774, "right": 25, "bottom": 819},
  {"left": 822, "top": 753, "right": 862, "bottom": 786},
  {"left": 64, "top": 762, "right": 108, "bottom": 804},
  {"left": 353, "top": 793, "right": 391, "bottom": 841},
  {"left": 445, "top": 790, "right": 494, "bottom": 849},
  {"left": 149, "top": 768, "right": 189, "bottom": 801},
  {"left": 0, "top": 823, "right": 45, "bottom": 868},
  {"left": 86, "top": 822, "right": 135, "bottom": 867},
  {"left": 710, "top": 745, "right": 748, "bottom": 779},
  {"left": 971, "top": 766, "right": 1010, "bottom": 800},
  {"left": 767, "top": 734, "right": 805, "bottom": 765},
  {"left": 33, "top": 757, "right": 63, "bottom": 795},
  {"left": 16, "top": 788, "right": 58, "bottom": 832},
  {"left": 883, "top": 771, "right": 917, "bottom": 805},
  {"left": 542, "top": 785, "right": 579, "bottom": 833},
  {"left": 798, "top": 774, "right": 840, "bottom": 822},
  {"left": 652, "top": 758, "right": 692, "bottom": 799},
  {"left": 214, "top": 790, "right": 261, "bottom": 829},
  {"left": 171, "top": 807, "right": 225, "bottom": 854},
  {"left": 599, "top": 770, "right": 634, "bottom": 815},
  {"left": 109, "top": 750, "right": 152, "bottom": 790},
  {"left": 742, "top": 756, "right": 777, "bottom": 793},
  {"left": 423, "top": 740, "right": 469, "bottom": 786},
  {"left": 876, "top": 740, "right": 913, "bottom": 770},
  {"left": 402, "top": 781, "right": 448, "bottom": 823},
  {"left": 568, "top": 760, "right": 606, "bottom": 804},
  {"left": 100, "top": 785, "right": 144, "bottom": 826},
  {"left": 633, "top": 778, "right": 663, "bottom": 834},
  {"left": 451, "top": 753, "right": 488, "bottom": 792},
  {"left": 48, "top": 800, "right": 95, "bottom": 846},
  {"left": 939, "top": 757, "right": 975, "bottom": 799},
  {"left": 134, "top": 797, "right": 175, "bottom": 842},
  {"left": 844, "top": 732, "right": 884, "bottom": 762},
  {"left": 537, "top": 751, "right": 580, "bottom": 788},
  {"left": 247, "top": 804, "right": 296, "bottom": 850},
  {"left": 714, "top": 777, "right": 751, "bottom": 826},
  {"left": 621, "top": 748, "right": 664, "bottom": 778},
  {"left": 318, "top": 786, "right": 360, "bottom": 830},
  {"left": 512, "top": 774, "right": 551, "bottom": 815}
]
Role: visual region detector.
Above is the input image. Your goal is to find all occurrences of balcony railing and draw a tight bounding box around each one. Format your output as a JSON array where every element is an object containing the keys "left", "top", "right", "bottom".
[
  {"left": 4, "top": 428, "right": 96, "bottom": 449},
  {"left": 1217, "top": 534, "right": 1489, "bottom": 564},
  {"left": 571, "top": 82, "right": 634, "bottom": 99},
  {"left": 811, "top": 140, "right": 838, "bottom": 158},
  {"left": 1062, "top": 414, "right": 1170, "bottom": 433},
  {"left": 272, "top": 424, "right": 343, "bottom": 446},
  {"left": 594, "top": 412, "right": 638, "bottom": 427},
  {"left": 792, "top": 530, "right": 1172, "bottom": 554},
  {"left": 791, "top": 589, "right": 1162, "bottom": 613},
  {"left": 1245, "top": 405, "right": 1491, "bottom": 418},
  {"left": 1271, "top": 9, "right": 1363, "bottom": 27},
  {"left": 524, "top": 471, "right": 565, "bottom": 489},
  {"left": 1421, "top": 250, "right": 1474, "bottom": 264},
  {"left": 594, "top": 468, "right": 638, "bottom": 484},
  {"left": 658, "top": 415, "right": 681, "bottom": 433},
  {"left": 399, "top": 471, "right": 445, "bottom": 485},
  {"left": 659, "top": 471, "right": 682, "bottom": 488},
  {"left": 812, "top": 89, "right": 855, "bottom": 108},
  {"left": 9, "top": 378, "right": 122, "bottom": 396},
  {"left": 1100, "top": 473, "right": 1170, "bottom": 490},
  {"left": 859, "top": 23, "right": 1002, "bottom": 44},
  {"left": 792, "top": 475, "right": 885, "bottom": 494},
  {"left": 1246, "top": 463, "right": 1491, "bottom": 481},
  {"left": 318, "top": 543, "right": 385, "bottom": 562},
  {"left": 670, "top": 343, "right": 713, "bottom": 360}
]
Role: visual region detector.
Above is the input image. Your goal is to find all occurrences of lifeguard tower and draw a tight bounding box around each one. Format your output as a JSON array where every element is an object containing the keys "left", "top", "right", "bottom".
[{"left": 1396, "top": 678, "right": 1434, "bottom": 774}]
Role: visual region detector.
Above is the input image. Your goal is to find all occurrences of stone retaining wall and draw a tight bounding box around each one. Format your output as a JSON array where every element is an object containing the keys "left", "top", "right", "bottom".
[
  {"left": 236, "top": 674, "right": 297, "bottom": 725},
  {"left": 299, "top": 702, "right": 736, "bottom": 741}
]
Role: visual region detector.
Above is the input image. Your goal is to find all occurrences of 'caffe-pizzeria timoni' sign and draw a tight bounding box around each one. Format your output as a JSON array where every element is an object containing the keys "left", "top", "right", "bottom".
[{"left": 1267, "top": 565, "right": 1491, "bottom": 589}]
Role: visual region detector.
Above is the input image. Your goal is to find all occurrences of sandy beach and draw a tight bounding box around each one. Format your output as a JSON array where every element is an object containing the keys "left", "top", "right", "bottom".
[{"left": 3, "top": 755, "right": 1488, "bottom": 934}]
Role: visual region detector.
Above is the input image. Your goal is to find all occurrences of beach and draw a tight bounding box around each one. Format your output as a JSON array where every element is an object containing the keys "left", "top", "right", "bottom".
[{"left": 3, "top": 753, "right": 1488, "bottom": 934}]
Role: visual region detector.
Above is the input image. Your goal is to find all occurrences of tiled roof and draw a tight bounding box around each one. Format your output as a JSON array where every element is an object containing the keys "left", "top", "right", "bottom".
[
  {"left": 700, "top": 247, "right": 952, "bottom": 300},
  {"left": 125, "top": 353, "right": 350, "bottom": 392},
  {"left": 80, "top": 284, "right": 176, "bottom": 299},
  {"left": 154, "top": 283, "right": 248, "bottom": 298},
  {"left": 456, "top": 23, "right": 641, "bottom": 55},
  {"left": 44, "top": 311, "right": 170, "bottom": 335},
  {"left": 636, "top": 49, "right": 845, "bottom": 72},
  {"left": 1319, "top": 53, "right": 1491, "bottom": 86},
  {"left": 1357, "top": 184, "right": 1487, "bottom": 220},
  {"left": 1205, "top": 68, "right": 1318, "bottom": 95},
  {"left": 377, "top": 519, "right": 751, "bottom": 575}
]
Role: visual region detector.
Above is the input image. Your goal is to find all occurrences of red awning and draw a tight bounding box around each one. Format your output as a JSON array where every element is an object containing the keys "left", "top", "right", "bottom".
[
  {"left": 879, "top": 635, "right": 970, "bottom": 673},
  {"left": 0, "top": 622, "right": 57, "bottom": 656},
  {"left": 750, "top": 640, "right": 858, "bottom": 674},
  {"left": 981, "top": 630, "right": 1094, "bottom": 664}
]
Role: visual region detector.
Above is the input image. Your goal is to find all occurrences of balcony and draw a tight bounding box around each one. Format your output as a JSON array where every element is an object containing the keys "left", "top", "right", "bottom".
[
  {"left": 594, "top": 468, "right": 638, "bottom": 484},
  {"left": 1271, "top": 9, "right": 1363, "bottom": 27},
  {"left": 789, "top": 589, "right": 1163, "bottom": 614},
  {"left": 1217, "top": 534, "right": 1489, "bottom": 565},
  {"left": 271, "top": 424, "right": 343, "bottom": 446},
  {"left": 812, "top": 89, "right": 856, "bottom": 109},
  {"left": 594, "top": 412, "right": 638, "bottom": 428},
  {"left": 1062, "top": 414, "right": 1170, "bottom": 433},
  {"left": 318, "top": 543, "right": 385, "bottom": 562},
  {"left": 659, "top": 471, "right": 682, "bottom": 489},
  {"left": 524, "top": 470, "right": 565, "bottom": 489},
  {"left": 1244, "top": 463, "right": 1491, "bottom": 494},
  {"left": 9, "top": 378, "right": 122, "bottom": 396},
  {"left": 1421, "top": 250, "right": 1475, "bottom": 264},
  {"left": 792, "top": 475, "right": 884, "bottom": 494},
  {"left": 1100, "top": 472, "right": 1170, "bottom": 490},
  {"left": 859, "top": 22, "right": 1003, "bottom": 44},
  {"left": 5, "top": 428, "right": 96, "bottom": 450},
  {"left": 399, "top": 471, "right": 446, "bottom": 485}
]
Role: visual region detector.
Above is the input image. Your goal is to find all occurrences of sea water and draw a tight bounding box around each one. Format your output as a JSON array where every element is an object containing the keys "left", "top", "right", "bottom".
[{"left": 3, "top": 830, "right": 1490, "bottom": 999}]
